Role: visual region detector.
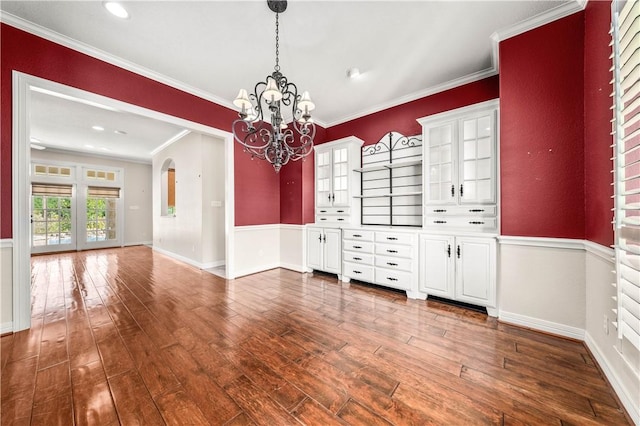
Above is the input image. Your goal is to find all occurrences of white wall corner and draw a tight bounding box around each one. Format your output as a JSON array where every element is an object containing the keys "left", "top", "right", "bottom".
[
  {"left": 584, "top": 332, "right": 640, "bottom": 426},
  {"left": 499, "top": 310, "right": 586, "bottom": 340}
]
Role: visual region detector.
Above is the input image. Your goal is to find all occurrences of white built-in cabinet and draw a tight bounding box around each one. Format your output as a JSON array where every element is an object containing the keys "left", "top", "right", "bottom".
[
  {"left": 307, "top": 227, "right": 342, "bottom": 277},
  {"left": 307, "top": 137, "right": 363, "bottom": 277},
  {"left": 418, "top": 235, "right": 496, "bottom": 313},
  {"left": 419, "top": 99, "right": 498, "bottom": 232},
  {"left": 304, "top": 100, "right": 500, "bottom": 316},
  {"left": 314, "top": 136, "right": 363, "bottom": 224}
]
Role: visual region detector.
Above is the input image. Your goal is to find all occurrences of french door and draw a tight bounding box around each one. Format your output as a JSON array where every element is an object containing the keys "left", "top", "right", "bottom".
[
  {"left": 31, "top": 183, "right": 76, "bottom": 253},
  {"left": 30, "top": 162, "right": 124, "bottom": 254}
]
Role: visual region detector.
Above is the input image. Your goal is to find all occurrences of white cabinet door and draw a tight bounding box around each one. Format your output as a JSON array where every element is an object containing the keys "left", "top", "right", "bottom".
[
  {"left": 316, "top": 151, "right": 332, "bottom": 208},
  {"left": 425, "top": 121, "right": 457, "bottom": 205},
  {"left": 459, "top": 111, "right": 496, "bottom": 205},
  {"left": 332, "top": 147, "right": 350, "bottom": 206},
  {"left": 307, "top": 228, "right": 323, "bottom": 271},
  {"left": 323, "top": 228, "right": 342, "bottom": 274},
  {"left": 455, "top": 236, "right": 496, "bottom": 306},
  {"left": 418, "top": 235, "right": 454, "bottom": 298}
]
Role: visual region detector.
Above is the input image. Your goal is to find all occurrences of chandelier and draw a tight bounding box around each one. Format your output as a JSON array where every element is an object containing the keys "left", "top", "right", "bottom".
[{"left": 232, "top": 0, "right": 316, "bottom": 173}]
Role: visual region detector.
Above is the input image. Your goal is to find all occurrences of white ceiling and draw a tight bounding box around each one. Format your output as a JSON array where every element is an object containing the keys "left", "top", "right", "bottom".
[{"left": 1, "top": 0, "right": 578, "bottom": 161}]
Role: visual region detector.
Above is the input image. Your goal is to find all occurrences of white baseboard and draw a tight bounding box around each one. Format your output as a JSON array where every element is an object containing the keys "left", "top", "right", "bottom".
[
  {"left": 201, "top": 260, "right": 225, "bottom": 269},
  {"left": 499, "top": 310, "right": 585, "bottom": 340},
  {"left": 585, "top": 332, "right": 640, "bottom": 426},
  {"left": 233, "top": 263, "right": 280, "bottom": 279},
  {"left": 280, "top": 262, "right": 306, "bottom": 273},
  {"left": 152, "top": 246, "right": 206, "bottom": 270},
  {"left": 124, "top": 240, "right": 153, "bottom": 247},
  {"left": 1, "top": 322, "right": 13, "bottom": 334}
]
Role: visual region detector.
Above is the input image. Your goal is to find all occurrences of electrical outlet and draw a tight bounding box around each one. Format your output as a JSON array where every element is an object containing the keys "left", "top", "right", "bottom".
[{"left": 603, "top": 314, "right": 609, "bottom": 335}]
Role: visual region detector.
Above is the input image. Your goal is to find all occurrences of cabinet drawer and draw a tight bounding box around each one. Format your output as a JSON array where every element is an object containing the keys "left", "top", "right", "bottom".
[
  {"left": 425, "top": 216, "right": 497, "bottom": 231},
  {"left": 374, "top": 268, "right": 412, "bottom": 291},
  {"left": 375, "top": 255, "right": 412, "bottom": 272},
  {"left": 343, "top": 262, "right": 374, "bottom": 282},
  {"left": 425, "top": 205, "right": 497, "bottom": 216},
  {"left": 317, "top": 207, "right": 350, "bottom": 216},
  {"left": 343, "top": 229, "right": 375, "bottom": 242},
  {"left": 375, "top": 231, "right": 414, "bottom": 245},
  {"left": 343, "top": 240, "right": 374, "bottom": 253},
  {"left": 375, "top": 243, "right": 412, "bottom": 258},
  {"left": 343, "top": 252, "right": 374, "bottom": 265},
  {"left": 317, "top": 214, "right": 349, "bottom": 224}
]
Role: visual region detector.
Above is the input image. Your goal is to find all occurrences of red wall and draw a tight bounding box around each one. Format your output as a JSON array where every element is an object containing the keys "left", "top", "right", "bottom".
[
  {"left": 326, "top": 76, "right": 499, "bottom": 146},
  {"left": 499, "top": 13, "right": 586, "bottom": 239},
  {"left": 0, "top": 23, "right": 281, "bottom": 237},
  {"left": 584, "top": 0, "right": 614, "bottom": 247}
]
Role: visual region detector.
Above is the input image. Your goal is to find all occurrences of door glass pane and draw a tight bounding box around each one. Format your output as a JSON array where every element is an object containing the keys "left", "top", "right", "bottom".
[
  {"left": 478, "top": 115, "right": 491, "bottom": 138},
  {"left": 463, "top": 119, "right": 476, "bottom": 140},
  {"left": 32, "top": 194, "right": 72, "bottom": 249},
  {"left": 87, "top": 197, "right": 117, "bottom": 242}
]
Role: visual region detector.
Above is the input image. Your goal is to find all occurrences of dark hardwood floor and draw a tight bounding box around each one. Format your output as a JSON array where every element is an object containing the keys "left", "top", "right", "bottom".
[{"left": 1, "top": 246, "right": 631, "bottom": 425}]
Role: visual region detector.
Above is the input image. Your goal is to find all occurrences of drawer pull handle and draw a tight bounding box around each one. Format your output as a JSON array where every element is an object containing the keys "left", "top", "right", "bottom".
[
  {"left": 353, "top": 270, "right": 362, "bottom": 274},
  {"left": 387, "top": 262, "right": 398, "bottom": 266},
  {"left": 353, "top": 234, "right": 362, "bottom": 237},
  {"left": 387, "top": 277, "right": 398, "bottom": 281},
  {"left": 320, "top": 218, "right": 327, "bottom": 221},
  {"left": 451, "top": 185, "right": 455, "bottom": 197},
  {"left": 337, "top": 210, "right": 344, "bottom": 213},
  {"left": 433, "top": 209, "right": 447, "bottom": 213},
  {"left": 387, "top": 237, "right": 398, "bottom": 240},
  {"left": 353, "top": 245, "right": 362, "bottom": 249},
  {"left": 353, "top": 257, "right": 362, "bottom": 261},
  {"left": 338, "top": 218, "right": 344, "bottom": 221},
  {"left": 433, "top": 220, "right": 447, "bottom": 224},
  {"left": 469, "top": 221, "right": 485, "bottom": 225},
  {"left": 387, "top": 249, "right": 398, "bottom": 253},
  {"left": 320, "top": 210, "right": 327, "bottom": 213},
  {"left": 469, "top": 209, "right": 484, "bottom": 213}
]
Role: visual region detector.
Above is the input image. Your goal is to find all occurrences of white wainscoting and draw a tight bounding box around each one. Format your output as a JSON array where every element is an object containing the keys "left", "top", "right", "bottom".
[
  {"left": 499, "top": 236, "right": 639, "bottom": 425},
  {"left": 498, "top": 237, "right": 586, "bottom": 334},
  {"left": 1, "top": 241, "right": 13, "bottom": 333},
  {"left": 232, "top": 224, "right": 305, "bottom": 277}
]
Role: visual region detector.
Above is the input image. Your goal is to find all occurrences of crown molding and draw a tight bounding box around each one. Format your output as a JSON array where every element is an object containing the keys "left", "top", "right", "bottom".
[
  {"left": 326, "top": 67, "right": 498, "bottom": 128},
  {"left": 0, "top": 11, "right": 236, "bottom": 112},
  {"left": 2, "top": 1, "right": 586, "bottom": 130},
  {"left": 492, "top": 0, "right": 587, "bottom": 43}
]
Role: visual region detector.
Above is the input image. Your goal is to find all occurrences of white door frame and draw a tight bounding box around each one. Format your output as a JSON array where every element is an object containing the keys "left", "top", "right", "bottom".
[{"left": 12, "top": 71, "right": 236, "bottom": 331}]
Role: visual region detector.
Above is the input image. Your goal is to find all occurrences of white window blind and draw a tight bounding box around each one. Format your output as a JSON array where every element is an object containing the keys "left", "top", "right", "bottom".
[
  {"left": 612, "top": 0, "right": 640, "bottom": 351},
  {"left": 31, "top": 183, "right": 73, "bottom": 197},
  {"left": 87, "top": 186, "right": 120, "bottom": 198}
]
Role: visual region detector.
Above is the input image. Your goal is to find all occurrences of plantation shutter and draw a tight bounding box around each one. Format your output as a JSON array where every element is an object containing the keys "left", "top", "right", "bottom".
[
  {"left": 31, "top": 183, "right": 73, "bottom": 197},
  {"left": 612, "top": 0, "right": 640, "bottom": 351},
  {"left": 87, "top": 186, "right": 121, "bottom": 198}
]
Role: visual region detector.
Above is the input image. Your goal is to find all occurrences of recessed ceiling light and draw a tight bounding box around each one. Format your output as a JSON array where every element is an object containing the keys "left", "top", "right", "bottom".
[
  {"left": 347, "top": 68, "right": 361, "bottom": 79},
  {"left": 92, "top": 125, "right": 105, "bottom": 131},
  {"left": 104, "top": 2, "right": 129, "bottom": 19},
  {"left": 114, "top": 130, "right": 127, "bottom": 135}
]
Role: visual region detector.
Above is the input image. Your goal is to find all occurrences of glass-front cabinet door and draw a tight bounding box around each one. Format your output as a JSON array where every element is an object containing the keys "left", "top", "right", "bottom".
[
  {"left": 332, "top": 147, "right": 350, "bottom": 206},
  {"left": 426, "top": 122, "right": 456, "bottom": 205},
  {"left": 459, "top": 113, "right": 495, "bottom": 204},
  {"left": 316, "top": 150, "right": 332, "bottom": 208}
]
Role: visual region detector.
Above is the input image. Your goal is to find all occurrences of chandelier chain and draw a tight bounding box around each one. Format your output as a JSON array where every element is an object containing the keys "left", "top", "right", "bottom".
[{"left": 274, "top": 13, "right": 280, "bottom": 72}]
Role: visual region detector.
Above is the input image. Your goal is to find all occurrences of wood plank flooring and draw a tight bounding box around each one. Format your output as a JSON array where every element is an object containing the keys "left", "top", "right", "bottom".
[{"left": 1, "top": 246, "right": 631, "bottom": 425}]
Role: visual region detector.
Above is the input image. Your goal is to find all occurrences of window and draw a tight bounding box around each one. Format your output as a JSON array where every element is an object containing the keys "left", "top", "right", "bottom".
[{"left": 612, "top": 0, "right": 640, "bottom": 351}]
